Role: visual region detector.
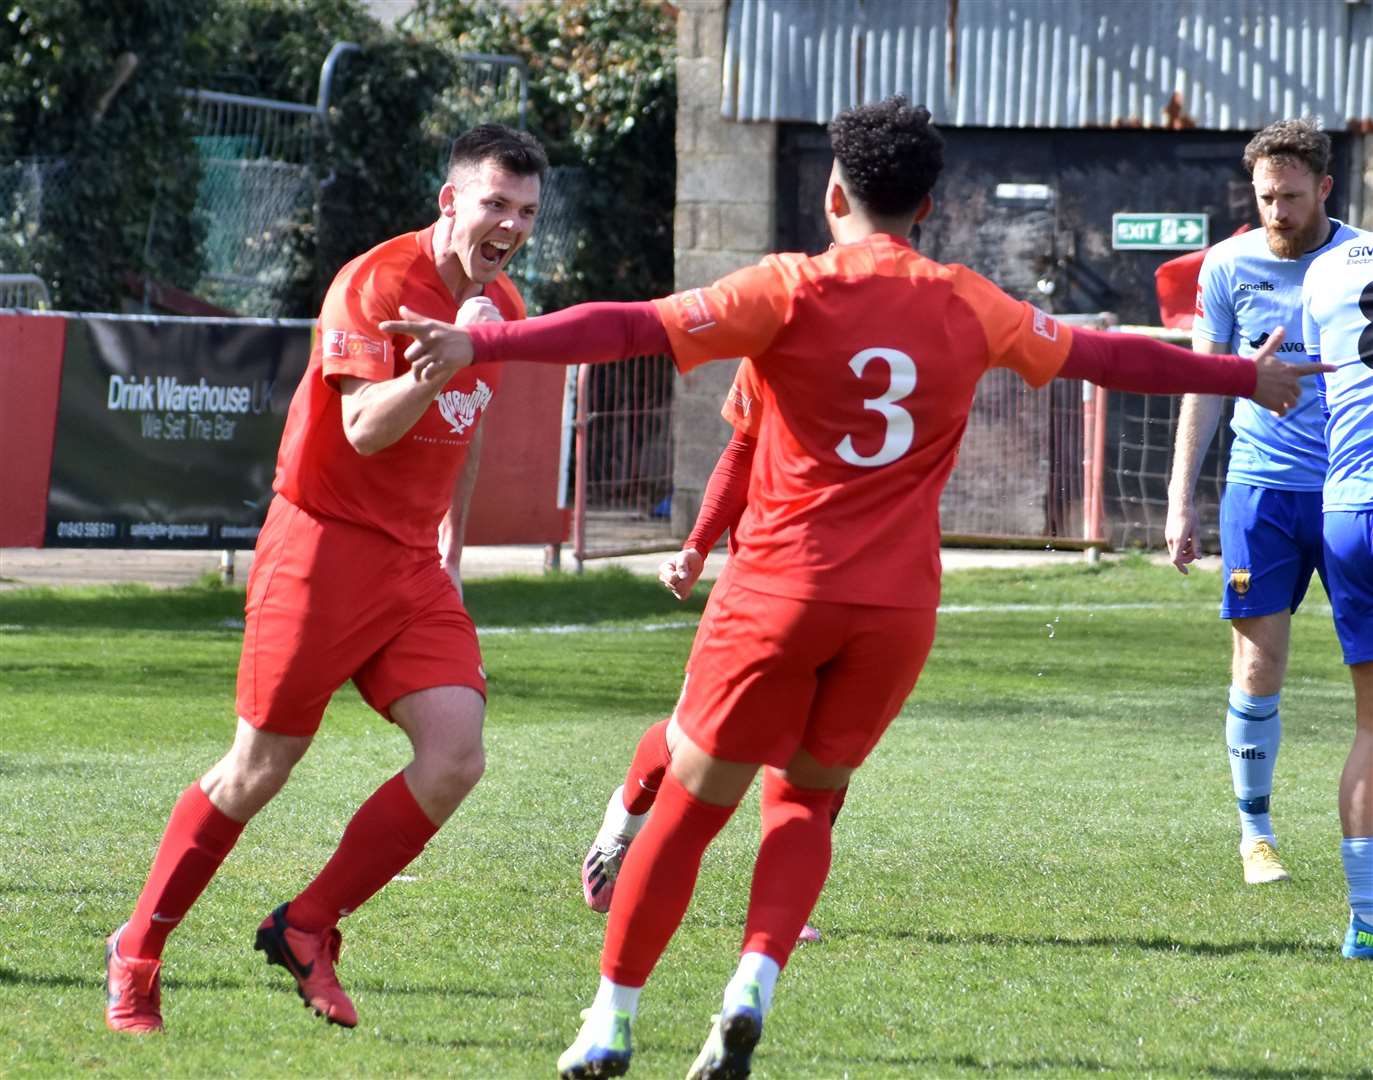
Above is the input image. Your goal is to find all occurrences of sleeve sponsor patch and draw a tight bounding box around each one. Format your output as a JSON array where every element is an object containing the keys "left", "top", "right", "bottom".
[
  {"left": 324, "top": 329, "right": 388, "bottom": 363},
  {"left": 1194, "top": 285, "right": 1205, "bottom": 318},
  {"left": 669, "top": 288, "right": 717, "bottom": 334},
  {"left": 1031, "top": 307, "right": 1060, "bottom": 342}
]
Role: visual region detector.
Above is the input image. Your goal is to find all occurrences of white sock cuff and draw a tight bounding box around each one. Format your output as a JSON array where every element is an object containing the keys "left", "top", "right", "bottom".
[
  {"left": 592, "top": 975, "right": 641, "bottom": 1018},
  {"left": 730, "top": 951, "right": 780, "bottom": 1014}
]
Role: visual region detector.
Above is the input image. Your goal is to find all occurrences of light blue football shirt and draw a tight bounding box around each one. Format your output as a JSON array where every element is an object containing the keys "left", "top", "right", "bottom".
[
  {"left": 1301, "top": 233, "right": 1373, "bottom": 511},
  {"left": 1194, "top": 220, "right": 1360, "bottom": 490}
]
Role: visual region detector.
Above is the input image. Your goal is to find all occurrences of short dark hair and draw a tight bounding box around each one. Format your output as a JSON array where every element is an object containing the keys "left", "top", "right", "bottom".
[
  {"left": 447, "top": 123, "right": 548, "bottom": 185},
  {"left": 1241, "top": 117, "right": 1331, "bottom": 178},
  {"left": 829, "top": 96, "right": 944, "bottom": 217}
]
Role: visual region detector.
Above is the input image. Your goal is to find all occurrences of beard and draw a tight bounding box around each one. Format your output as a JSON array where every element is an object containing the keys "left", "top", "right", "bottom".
[{"left": 1264, "top": 214, "right": 1327, "bottom": 259}]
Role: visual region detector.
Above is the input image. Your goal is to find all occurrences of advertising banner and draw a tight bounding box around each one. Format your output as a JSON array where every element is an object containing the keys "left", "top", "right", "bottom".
[{"left": 44, "top": 316, "right": 310, "bottom": 549}]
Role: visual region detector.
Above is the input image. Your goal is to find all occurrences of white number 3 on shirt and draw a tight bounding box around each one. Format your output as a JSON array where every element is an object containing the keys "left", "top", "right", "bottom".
[{"left": 835, "top": 347, "right": 917, "bottom": 467}]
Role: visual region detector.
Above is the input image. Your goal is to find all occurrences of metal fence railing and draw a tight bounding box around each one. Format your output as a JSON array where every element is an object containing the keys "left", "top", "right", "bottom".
[
  {"left": 571, "top": 355, "right": 677, "bottom": 566},
  {"left": 179, "top": 88, "right": 320, "bottom": 317},
  {"left": 2, "top": 44, "right": 533, "bottom": 321},
  {"left": 0, "top": 273, "right": 52, "bottom": 309}
]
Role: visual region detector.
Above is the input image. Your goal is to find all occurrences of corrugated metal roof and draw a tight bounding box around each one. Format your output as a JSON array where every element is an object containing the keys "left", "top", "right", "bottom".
[{"left": 722, "top": 0, "right": 1373, "bottom": 130}]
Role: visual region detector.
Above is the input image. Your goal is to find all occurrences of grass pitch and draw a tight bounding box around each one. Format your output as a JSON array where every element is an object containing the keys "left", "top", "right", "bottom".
[{"left": 0, "top": 557, "right": 1367, "bottom": 1078}]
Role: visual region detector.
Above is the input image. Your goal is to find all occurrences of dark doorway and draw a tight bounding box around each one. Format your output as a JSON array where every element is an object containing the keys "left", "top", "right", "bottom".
[{"left": 776, "top": 125, "right": 1352, "bottom": 324}]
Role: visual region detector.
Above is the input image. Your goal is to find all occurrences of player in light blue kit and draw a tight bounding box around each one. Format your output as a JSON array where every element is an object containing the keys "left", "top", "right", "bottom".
[
  {"left": 1301, "top": 234, "right": 1373, "bottom": 956},
  {"left": 1167, "top": 119, "right": 1361, "bottom": 885}
]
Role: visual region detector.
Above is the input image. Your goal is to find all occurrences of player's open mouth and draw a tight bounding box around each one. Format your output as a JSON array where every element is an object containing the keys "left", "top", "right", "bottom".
[{"left": 480, "top": 240, "right": 512, "bottom": 266}]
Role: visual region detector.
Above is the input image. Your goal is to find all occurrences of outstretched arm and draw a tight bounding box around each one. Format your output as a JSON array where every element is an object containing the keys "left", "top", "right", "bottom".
[
  {"left": 1058, "top": 325, "right": 1329, "bottom": 415},
  {"left": 379, "top": 302, "right": 670, "bottom": 380}
]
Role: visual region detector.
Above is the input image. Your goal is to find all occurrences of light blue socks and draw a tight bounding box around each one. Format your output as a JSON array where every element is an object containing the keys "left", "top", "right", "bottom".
[
  {"left": 1225, "top": 686, "right": 1281, "bottom": 844},
  {"left": 1342, "top": 838, "right": 1373, "bottom": 924}
]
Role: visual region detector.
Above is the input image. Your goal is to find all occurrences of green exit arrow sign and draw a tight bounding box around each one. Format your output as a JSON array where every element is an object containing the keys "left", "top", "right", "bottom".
[{"left": 1112, "top": 213, "right": 1209, "bottom": 250}]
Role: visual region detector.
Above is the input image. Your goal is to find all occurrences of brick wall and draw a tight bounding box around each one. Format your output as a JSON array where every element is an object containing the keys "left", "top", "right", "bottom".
[{"left": 669, "top": 0, "right": 777, "bottom": 537}]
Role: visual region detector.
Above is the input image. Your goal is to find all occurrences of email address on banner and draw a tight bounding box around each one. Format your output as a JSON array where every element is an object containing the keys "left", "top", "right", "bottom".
[{"left": 129, "top": 522, "right": 211, "bottom": 540}]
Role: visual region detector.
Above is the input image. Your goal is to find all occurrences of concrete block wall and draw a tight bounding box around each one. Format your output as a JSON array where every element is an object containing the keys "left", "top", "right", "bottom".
[{"left": 669, "top": 0, "right": 777, "bottom": 538}]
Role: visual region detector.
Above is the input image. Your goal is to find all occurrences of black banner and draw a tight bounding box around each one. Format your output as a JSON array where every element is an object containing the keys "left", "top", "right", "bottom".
[{"left": 44, "top": 316, "right": 310, "bottom": 548}]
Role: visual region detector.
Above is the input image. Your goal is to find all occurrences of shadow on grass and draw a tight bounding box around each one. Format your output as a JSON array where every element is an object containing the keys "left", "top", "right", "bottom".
[
  {"left": 467, "top": 568, "right": 709, "bottom": 628},
  {"left": 0, "top": 582, "right": 245, "bottom": 631},
  {"left": 0, "top": 568, "right": 707, "bottom": 632},
  {"left": 812, "top": 1047, "right": 1366, "bottom": 1079},
  {"left": 843, "top": 926, "right": 1328, "bottom": 960},
  {"left": 0, "top": 964, "right": 246, "bottom": 993},
  {"left": 0, "top": 965, "right": 93, "bottom": 990},
  {"left": 371, "top": 1026, "right": 566, "bottom": 1056},
  {"left": 346, "top": 979, "right": 512, "bottom": 1000}
]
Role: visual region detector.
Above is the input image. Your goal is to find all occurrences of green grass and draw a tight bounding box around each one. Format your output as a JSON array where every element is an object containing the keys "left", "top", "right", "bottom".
[{"left": 0, "top": 558, "right": 1366, "bottom": 1077}]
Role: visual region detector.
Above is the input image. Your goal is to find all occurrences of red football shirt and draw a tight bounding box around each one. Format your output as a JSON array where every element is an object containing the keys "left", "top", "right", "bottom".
[
  {"left": 274, "top": 225, "right": 524, "bottom": 549},
  {"left": 654, "top": 233, "right": 1072, "bottom": 608},
  {"left": 721, "top": 359, "right": 763, "bottom": 436}
]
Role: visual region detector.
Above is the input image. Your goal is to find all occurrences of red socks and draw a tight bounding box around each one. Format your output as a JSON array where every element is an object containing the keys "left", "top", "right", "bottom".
[
  {"left": 830, "top": 783, "right": 849, "bottom": 826},
  {"left": 286, "top": 772, "right": 439, "bottom": 932},
  {"left": 123, "top": 783, "right": 245, "bottom": 960},
  {"left": 622, "top": 718, "right": 671, "bottom": 815},
  {"left": 742, "top": 771, "right": 835, "bottom": 966},
  {"left": 602, "top": 773, "right": 736, "bottom": 986}
]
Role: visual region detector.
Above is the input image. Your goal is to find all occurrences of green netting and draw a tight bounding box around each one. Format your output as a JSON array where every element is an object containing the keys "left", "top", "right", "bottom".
[
  {"left": 506, "top": 165, "right": 589, "bottom": 314},
  {"left": 0, "top": 159, "right": 69, "bottom": 278},
  {"left": 191, "top": 136, "right": 314, "bottom": 317}
]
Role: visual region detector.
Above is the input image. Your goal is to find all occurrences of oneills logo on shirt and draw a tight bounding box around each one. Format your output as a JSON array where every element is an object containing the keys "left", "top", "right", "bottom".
[
  {"left": 727, "top": 385, "right": 754, "bottom": 418},
  {"left": 1031, "top": 307, "right": 1059, "bottom": 342},
  {"left": 1230, "top": 567, "right": 1252, "bottom": 595},
  {"left": 437, "top": 378, "right": 494, "bottom": 435},
  {"left": 676, "top": 289, "right": 717, "bottom": 334}
]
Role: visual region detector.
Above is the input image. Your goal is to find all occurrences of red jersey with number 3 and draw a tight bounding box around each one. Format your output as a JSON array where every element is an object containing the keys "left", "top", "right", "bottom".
[
  {"left": 274, "top": 224, "right": 524, "bottom": 549},
  {"left": 653, "top": 233, "right": 1073, "bottom": 608}
]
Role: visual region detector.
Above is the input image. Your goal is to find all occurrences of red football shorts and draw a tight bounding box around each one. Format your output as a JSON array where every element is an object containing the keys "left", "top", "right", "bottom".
[
  {"left": 674, "top": 567, "right": 937, "bottom": 769},
  {"left": 234, "top": 496, "right": 485, "bottom": 737}
]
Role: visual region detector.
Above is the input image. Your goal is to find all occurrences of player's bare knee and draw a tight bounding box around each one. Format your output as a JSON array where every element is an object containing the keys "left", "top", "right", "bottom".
[
  {"left": 1230, "top": 615, "right": 1290, "bottom": 693},
  {"left": 416, "top": 736, "right": 485, "bottom": 801},
  {"left": 444, "top": 743, "right": 486, "bottom": 796}
]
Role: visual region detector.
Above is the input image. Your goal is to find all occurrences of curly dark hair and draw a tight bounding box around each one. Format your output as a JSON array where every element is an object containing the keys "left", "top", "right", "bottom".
[
  {"left": 1241, "top": 117, "right": 1331, "bottom": 178},
  {"left": 828, "top": 96, "right": 944, "bottom": 217},
  {"left": 448, "top": 123, "right": 548, "bottom": 184}
]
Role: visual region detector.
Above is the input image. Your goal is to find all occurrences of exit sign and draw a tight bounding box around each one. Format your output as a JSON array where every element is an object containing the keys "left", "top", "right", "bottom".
[{"left": 1112, "top": 213, "right": 1209, "bottom": 250}]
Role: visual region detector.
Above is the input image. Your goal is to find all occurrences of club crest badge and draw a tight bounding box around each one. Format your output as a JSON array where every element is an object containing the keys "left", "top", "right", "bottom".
[
  {"left": 437, "top": 377, "right": 494, "bottom": 435},
  {"left": 1230, "top": 567, "right": 1252, "bottom": 595}
]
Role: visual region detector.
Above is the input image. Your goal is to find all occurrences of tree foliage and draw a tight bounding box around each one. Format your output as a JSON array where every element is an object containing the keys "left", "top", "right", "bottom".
[
  {"left": 410, "top": 0, "right": 677, "bottom": 304},
  {"left": 0, "top": 0, "right": 677, "bottom": 315},
  {"left": 0, "top": 0, "right": 209, "bottom": 309}
]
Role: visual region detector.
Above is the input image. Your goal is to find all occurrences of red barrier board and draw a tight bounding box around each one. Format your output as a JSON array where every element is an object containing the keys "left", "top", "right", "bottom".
[
  {"left": 466, "top": 360, "right": 570, "bottom": 545},
  {"left": 0, "top": 312, "right": 568, "bottom": 550},
  {"left": 0, "top": 313, "right": 66, "bottom": 547}
]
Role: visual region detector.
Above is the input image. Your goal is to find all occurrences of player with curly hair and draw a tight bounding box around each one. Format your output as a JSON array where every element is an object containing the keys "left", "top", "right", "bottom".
[{"left": 383, "top": 96, "right": 1325, "bottom": 1079}]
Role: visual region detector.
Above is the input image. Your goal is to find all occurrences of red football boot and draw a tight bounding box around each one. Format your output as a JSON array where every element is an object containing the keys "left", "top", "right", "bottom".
[
  {"left": 253, "top": 903, "right": 357, "bottom": 1027},
  {"left": 105, "top": 926, "right": 164, "bottom": 1033}
]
